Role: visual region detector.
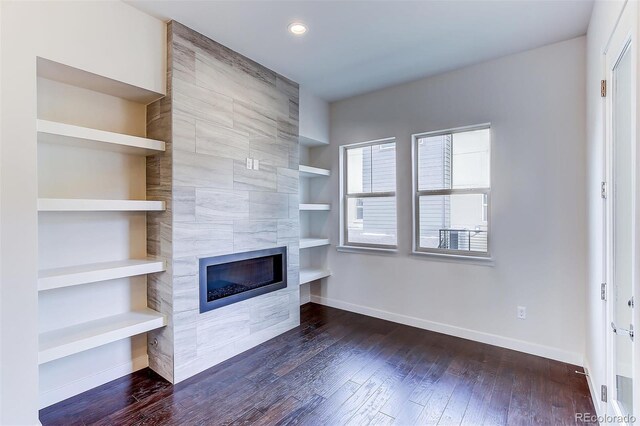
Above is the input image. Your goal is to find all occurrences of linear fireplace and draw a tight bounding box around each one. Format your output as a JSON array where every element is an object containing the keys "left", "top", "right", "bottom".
[{"left": 199, "top": 247, "right": 287, "bottom": 313}]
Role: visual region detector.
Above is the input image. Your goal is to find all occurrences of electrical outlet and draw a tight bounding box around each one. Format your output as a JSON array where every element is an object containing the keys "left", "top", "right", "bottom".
[
  {"left": 246, "top": 158, "right": 253, "bottom": 170},
  {"left": 253, "top": 159, "right": 260, "bottom": 170},
  {"left": 517, "top": 306, "right": 526, "bottom": 320}
]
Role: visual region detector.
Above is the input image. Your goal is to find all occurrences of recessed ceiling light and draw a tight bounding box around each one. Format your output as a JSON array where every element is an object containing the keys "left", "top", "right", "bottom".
[{"left": 288, "top": 22, "right": 307, "bottom": 36}]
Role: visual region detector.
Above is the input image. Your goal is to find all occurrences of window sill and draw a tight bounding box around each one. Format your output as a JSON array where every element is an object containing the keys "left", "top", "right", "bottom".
[
  {"left": 336, "top": 245, "right": 398, "bottom": 255},
  {"left": 411, "top": 250, "right": 495, "bottom": 266}
]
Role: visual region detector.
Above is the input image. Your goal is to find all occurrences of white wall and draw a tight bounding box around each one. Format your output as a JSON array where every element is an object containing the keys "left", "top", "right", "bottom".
[
  {"left": 584, "top": 0, "right": 626, "bottom": 417},
  {"left": 0, "top": 3, "right": 3, "bottom": 420},
  {"left": 313, "top": 37, "right": 587, "bottom": 365},
  {"left": 0, "top": 1, "right": 165, "bottom": 423},
  {"left": 299, "top": 87, "right": 330, "bottom": 143}
]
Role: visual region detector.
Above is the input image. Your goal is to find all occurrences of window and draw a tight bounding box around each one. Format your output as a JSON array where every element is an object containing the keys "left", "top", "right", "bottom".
[
  {"left": 413, "top": 125, "right": 490, "bottom": 256},
  {"left": 341, "top": 138, "right": 397, "bottom": 248}
]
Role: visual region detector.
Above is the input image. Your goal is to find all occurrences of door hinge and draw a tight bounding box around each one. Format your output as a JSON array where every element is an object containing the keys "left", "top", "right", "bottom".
[
  {"left": 601, "top": 385, "right": 608, "bottom": 402},
  {"left": 601, "top": 80, "right": 607, "bottom": 97},
  {"left": 601, "top": 283, "right": 607, "bottom": 301},
  {"left": 601, "top": 181, "right": 607, "bottom": 199}
]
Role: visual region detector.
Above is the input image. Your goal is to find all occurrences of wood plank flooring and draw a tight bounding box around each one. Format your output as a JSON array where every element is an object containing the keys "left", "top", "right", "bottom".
[{"left": 40, "top": 303, "right": 596, "bottom": 425}]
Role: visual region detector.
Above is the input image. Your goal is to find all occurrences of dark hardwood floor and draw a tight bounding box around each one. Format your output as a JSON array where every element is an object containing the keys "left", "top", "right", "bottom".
[{"left": 40, "top": 303, "right": 596, "bottom": 425}]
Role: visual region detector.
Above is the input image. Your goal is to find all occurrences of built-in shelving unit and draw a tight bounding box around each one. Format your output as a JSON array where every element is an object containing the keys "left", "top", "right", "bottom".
[
  {"left": 37, "top": 119, "right": 165, "bottom": 156},
  {"left": 298, "top": 157, "right": 332, "bottom": 289},
  {"left": 300, "top": 268, "right": 332, "bottom": 285},
  {"left": 299, "top": 203, "right": 331, "bottom": 211},
  {"left": 39, "top": 309, "right": 167, "bottom": 364},
  {"left": 36, "top": 58, "right": 167, "bottom": 406},
  {"left": 38, "top": 198, "right": 165, "bottom": 212},
  {"left": 299, "top": 165, "right": 330, "bottom": 178},
  {"left": 300, "top": 238, "right": 330, "bottom": 249},
  {"left": 38, "top": 259, "right": 165, "bottom": 291}
]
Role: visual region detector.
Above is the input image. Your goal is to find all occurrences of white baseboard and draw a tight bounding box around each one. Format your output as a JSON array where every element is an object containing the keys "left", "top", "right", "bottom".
[
  {"left": 583, "top": 362, "right": 603, "bottom": 418},
  {"left": 310, "top": 295, "right": 583, "bottom": 366},
  {"left": 39, "top": 355, "right": 149, "bottom": 409}
]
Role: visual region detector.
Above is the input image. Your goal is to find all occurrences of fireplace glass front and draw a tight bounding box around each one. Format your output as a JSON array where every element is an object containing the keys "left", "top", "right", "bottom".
[{"left": 199, "top": 247, "right": 287, "bottom": 312}]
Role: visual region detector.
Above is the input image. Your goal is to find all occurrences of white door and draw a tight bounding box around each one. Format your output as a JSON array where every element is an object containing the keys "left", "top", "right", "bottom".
[{"left": 604, "top": 0, "right": 638, "bottom": 420}]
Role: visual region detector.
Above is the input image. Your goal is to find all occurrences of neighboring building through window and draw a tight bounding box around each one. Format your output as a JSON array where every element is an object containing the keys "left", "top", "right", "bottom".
[
  {"left": 413, "top": 126, "right": 490, "bottom": 256},
  {"left": 341, "top": 138, "right": 397, "bottom": 248}
]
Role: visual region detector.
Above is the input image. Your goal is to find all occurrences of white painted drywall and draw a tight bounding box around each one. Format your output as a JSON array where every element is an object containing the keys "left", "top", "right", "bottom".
[
  {"left": 312, "top": 37, "right": 587, "bottom": 365},
  {"left": 0, "top": 3, "right": 3, "bottom": 421},
  {"left": 584, "top": 0, "right": 626, "bottom": 417},
  {"left": 299, "top": 87, "right": 330, "bottom": 143},
  {"left": 0, "top": 1, "right": 164, "bottom": 423}
]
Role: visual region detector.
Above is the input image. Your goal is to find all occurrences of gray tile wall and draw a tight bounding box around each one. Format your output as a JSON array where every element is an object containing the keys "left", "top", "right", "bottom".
[{"left": 146, "top": 21, "right": 300, "bottom": 384}]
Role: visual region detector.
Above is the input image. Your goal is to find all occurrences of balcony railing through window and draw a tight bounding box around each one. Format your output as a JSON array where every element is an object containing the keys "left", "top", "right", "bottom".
[{"left": 438, "top": 229, "right": 488, "bottom": 252}]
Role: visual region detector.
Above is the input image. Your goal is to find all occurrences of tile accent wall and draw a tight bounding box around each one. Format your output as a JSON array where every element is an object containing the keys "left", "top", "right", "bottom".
[{"left": 147, "top": 21, "right": 300, "bottom": 383}]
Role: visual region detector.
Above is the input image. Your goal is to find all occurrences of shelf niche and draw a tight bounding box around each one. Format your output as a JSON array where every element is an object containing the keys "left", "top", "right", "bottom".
[
  {"left": 300, "top": 268, "right": 332, "bottom": 285},
  {"left": 37, "top": 119, "right": 165, "bottom": 156},
  {"left": 36, "top": 56, "right": 168, "bottom": 407},
  {"left": 299, "top": 165, "right": 330, "bottom": 178},
  {"left": 299, "top": 203, "right": 330, "bottom": 211},
  {"left": 39, "top": 309, "right": 167, "bottom": 364},
  {"left": 38, "top": 259, "right": 165, "bottom": 291},
  {"left": 300, "top": 238, "right": 330, "bottom": 249},
  {"left": 38, "top": 198, "right": 165, "bottom": 212}
]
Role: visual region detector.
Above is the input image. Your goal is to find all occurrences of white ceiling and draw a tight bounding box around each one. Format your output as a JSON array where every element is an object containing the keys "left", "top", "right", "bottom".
[{"left": 128, "top": 0, "right": 594, "bottom": 102}]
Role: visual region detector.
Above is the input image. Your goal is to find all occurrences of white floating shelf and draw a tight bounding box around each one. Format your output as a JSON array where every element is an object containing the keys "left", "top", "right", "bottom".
[
  {"left": 300, "top": 268, "right": 332, "bottom": 285},
  {"left": 300, "top": 135, "right": 329, "bottom": 147},
  {"left": 39, "top": 308, "right": 166, "bottom": 364},
  {"left": 300, "top": 238, "right": 330, "bottom": 249},
  {"left": 38, "top": 198, "right": 166, "bottom": 212},
  {"left": 38, "top": 259, "right": 166, "bottom": 292},
  {"left": 37, "top": 119, "right": 165, "bottom": 156},
  {"left": 299, "top": 203, "right": 330, "bottom": 211},
  {"left": 299, "top": 165, "right": 330, "bottom": 178}
]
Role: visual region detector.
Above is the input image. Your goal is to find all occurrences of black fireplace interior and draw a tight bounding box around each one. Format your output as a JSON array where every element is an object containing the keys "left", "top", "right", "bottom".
[{"left": 199, "top": 247, "right": 287, "bottom": 312}]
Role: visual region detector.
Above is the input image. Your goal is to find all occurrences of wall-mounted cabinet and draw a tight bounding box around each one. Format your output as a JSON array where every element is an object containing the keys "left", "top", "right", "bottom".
[{"left": 36, "top": 58, "right": 166, "bottom": 407}]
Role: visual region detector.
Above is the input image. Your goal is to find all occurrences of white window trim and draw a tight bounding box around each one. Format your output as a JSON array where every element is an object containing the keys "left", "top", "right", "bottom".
[
  {"left": 411, "top": 123, "right": 492, "bottom": 259},
  {"left": 339, "top": 137, "right": 398, "bottom": 250},
  {"left": 336, "top": 245, "right": 398, "bottom": 255}
]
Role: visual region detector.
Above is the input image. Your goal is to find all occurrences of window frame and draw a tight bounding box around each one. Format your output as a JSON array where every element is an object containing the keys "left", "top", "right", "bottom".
[
  {"left": 411, "top": 124, "right": 492, "bottom": 258},
  {"left": 339, "top": 137, "right": 398, "bottom": 250}
]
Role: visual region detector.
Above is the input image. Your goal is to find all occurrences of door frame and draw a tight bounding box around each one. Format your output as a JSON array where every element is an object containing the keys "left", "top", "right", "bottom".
[{"left": 603, "top": 0, "right": 639, "bottom": 420}]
